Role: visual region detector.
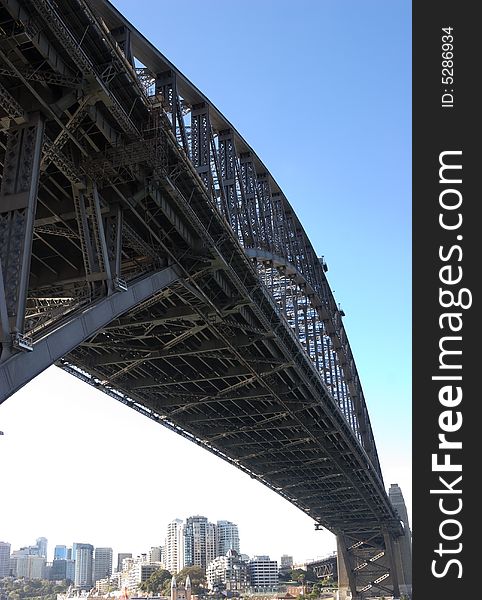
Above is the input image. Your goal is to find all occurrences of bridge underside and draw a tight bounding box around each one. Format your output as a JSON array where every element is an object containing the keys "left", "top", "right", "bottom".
[{"left": 0, "top": 0, "right": 409, "bottom": 596}]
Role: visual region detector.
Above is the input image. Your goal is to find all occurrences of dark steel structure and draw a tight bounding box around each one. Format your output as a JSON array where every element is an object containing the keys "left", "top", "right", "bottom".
[
  {"left": 0, "top": 1, "right": 410, "bottom": 597},
  {"left": 307, "top": 556, "right": 338, "bottom": 581}
]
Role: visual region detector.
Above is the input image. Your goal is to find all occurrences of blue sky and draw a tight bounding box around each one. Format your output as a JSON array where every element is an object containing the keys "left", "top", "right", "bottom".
[
  {"left": 111, "top": 0, "right": 412, "bottom": 510},
  {"left": 0, "top": 0, "right": 411, "bottom": 564}
]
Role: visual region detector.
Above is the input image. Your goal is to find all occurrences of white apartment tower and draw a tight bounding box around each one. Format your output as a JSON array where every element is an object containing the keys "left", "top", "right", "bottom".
[{"left": 165, "top": 519, "right": 185, "bottom": 574}]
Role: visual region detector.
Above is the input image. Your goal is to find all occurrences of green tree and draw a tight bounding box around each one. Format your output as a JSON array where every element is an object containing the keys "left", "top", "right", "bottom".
[
  {"left": 3, "top": 579, "right": 68, "bottom": 600},
  {"left": 290, "top": 569, "right": 316, "bottom": 585},
  {"left": 139, "top": 569, "right": 172, "bottom": 594}
]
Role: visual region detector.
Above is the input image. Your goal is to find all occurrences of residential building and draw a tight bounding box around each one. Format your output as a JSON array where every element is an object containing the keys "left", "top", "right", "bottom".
[
  {"left": 206, "top": 550, "right": 248, "bottom": 592},
  {"left": 215, "top": 521, "right": 240, "bottom": 557},
  {"left": 120, "top": 555, "right": 162, "bottom": 594},
  {"left": 247, "top": 556, "right": 278, "bottom": 592},
  {"left": 95, "top": 578, "right": 113, "bottom": 594},
  {"left": 0, "top": 542, "right": 11, "bottom": 577},
  {"left": 184, "top": 516, "right": 215, "bottom": 573},
  {"left": 74, "top": 543, "right": 94, "bottom": 590},
  {"left": 93, "top": 547, "right": 113, "bottom": 583},
  {"left": 164, "top": 519, "right": 184, "bottom": 574}
]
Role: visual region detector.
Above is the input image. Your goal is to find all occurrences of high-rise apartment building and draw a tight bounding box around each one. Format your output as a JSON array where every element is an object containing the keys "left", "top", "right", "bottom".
[
  {"left": 184, "top": 516, "right": 216, "bottom": 572},
  {"left": 74, "top": 543, "right": 94, "bottom": 590},
  {"left": 206, "top": 550, "right": 247, "bottom": 592},
  {"left": 117, "top": 553, "right": 132, "bottom": 573},
  {"left": 119, "top": 555, "right": 161, "bottom": 594},
  {"left": 0, "top": 542, "right": 11, "bottom": 577},
  {"left": 165, "top": 519, "right": 185, "bottom": 574},
  {"left": 247, "top": 556, "right": 278, "bottom": 592},
  {"left": 215, "top": 521, "right": 240, "bottom": 557},
  {"left": 93, "top": 547, "right": 113, "bottom": 584}
]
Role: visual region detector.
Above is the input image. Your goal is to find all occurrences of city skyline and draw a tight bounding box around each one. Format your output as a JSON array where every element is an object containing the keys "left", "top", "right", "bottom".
[
  {"left": 0, "top": 0, "right": 411, "bottom": 572},
  {"left": 2, "top": 479, "right": 410, "bottom": 569},
  {"left": 2, "top": 515, "right": 305, "bottom": 565}
]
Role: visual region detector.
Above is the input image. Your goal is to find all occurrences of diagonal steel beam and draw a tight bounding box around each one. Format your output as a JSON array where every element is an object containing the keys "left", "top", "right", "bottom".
[{"left": 0, "top": 266, "right": 181, "bottom": 404}]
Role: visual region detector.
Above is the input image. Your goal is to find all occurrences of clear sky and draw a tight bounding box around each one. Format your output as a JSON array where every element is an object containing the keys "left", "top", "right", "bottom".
[{"left": 0, "top": 0, "right": 411, "bottom": 567}]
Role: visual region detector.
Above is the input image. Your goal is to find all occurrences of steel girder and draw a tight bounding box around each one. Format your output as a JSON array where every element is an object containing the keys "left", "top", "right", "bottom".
[{"left": 0, "top": 266, "right": 181, "bottom": 402}]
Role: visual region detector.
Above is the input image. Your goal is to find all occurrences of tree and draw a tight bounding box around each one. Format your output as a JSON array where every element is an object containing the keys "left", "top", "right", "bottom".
[
  {"left": 139, "top": 569, "right": 172, "bottom": 594},
  {"left": 291, "top": 569, "right": 307, "bottom": 583}
]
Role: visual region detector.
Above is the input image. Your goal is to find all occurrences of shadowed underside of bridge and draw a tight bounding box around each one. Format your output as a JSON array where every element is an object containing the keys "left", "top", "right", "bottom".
[{"left": 0, "top": 0, "right": 409, "bottom": 597}]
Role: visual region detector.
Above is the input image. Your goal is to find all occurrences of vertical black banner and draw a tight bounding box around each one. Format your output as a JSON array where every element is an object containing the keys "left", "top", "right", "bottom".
[{"left": 413, "top": 3, "right": 477, "bottom": 599}]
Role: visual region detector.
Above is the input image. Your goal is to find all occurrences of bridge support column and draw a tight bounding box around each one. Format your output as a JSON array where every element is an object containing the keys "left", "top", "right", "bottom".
[
  {"left": 0, "top": 113, "right": 44, "bottom": 358},
  {"left": 391, "top": 534, "right": 412, "bottom": 598},
  {"left": 337, "top": 530, "right": 403, "bottom": 599},
  {"left": 336, "top": 535, "right": 358, "bottom": 600}
]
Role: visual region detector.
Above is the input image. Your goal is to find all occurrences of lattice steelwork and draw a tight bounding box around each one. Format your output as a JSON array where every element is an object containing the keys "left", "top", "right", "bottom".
[
  {"left": 258, "top": 263, "right": 359, "bottom": 440},
  {"left": 0, "top": 1, "right": 410, "bottom": 597}
]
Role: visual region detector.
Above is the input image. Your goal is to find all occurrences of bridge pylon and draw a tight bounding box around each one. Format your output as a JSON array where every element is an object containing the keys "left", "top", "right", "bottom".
[{"left": 336, "top": 528, "right": 410, "bottom": 600}]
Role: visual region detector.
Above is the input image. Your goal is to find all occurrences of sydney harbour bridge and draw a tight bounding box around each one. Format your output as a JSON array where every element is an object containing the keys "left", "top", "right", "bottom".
[{"left": 0, "top": 0, "right": 411, "bottom": 597}]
